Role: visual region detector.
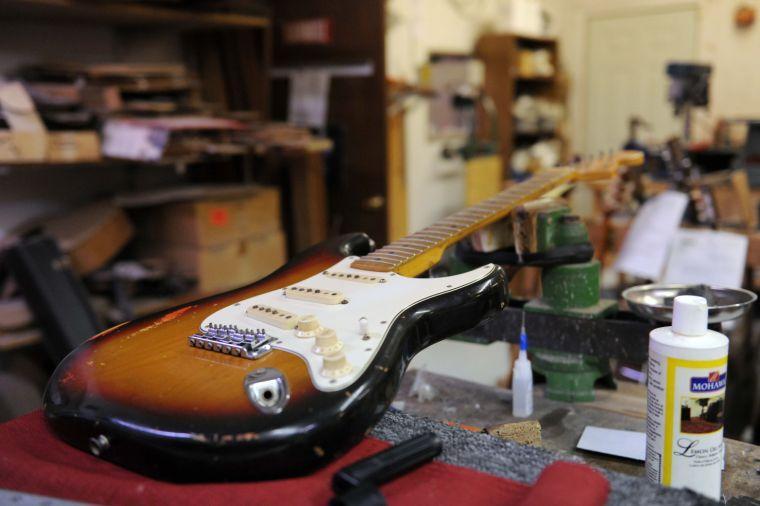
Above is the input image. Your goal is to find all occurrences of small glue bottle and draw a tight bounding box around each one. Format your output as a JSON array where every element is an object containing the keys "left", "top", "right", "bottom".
[
  {"left": 512, "top": 314, "right": 533, "bottom": 418},
  {"left": 645, "top": 295, "right": 728, "bottom": 500}
]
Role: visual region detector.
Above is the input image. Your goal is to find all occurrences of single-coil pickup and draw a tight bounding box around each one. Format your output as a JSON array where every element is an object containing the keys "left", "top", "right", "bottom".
[
  {"left": 283, "top": 286, "right": 347, "bottom": 305},
  {"left": 323, "top": 270, "right": 386, "bottom": 284},
  {"left": 245, "top": 304, "right": 298, "bottom": 329}
]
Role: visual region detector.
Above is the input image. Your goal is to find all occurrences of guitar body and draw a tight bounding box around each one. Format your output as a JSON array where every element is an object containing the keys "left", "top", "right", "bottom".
[{"left": 44, "top": 233, "right": 508, "bottom": 481}]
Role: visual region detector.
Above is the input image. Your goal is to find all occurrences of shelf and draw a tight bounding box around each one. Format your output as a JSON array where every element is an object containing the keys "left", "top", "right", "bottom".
[
  {"left": 0, "top": 0, "right": 270, "bottom": 29},
  {"left": 0, "top": 155, "right": 233, "bottom": 173}
]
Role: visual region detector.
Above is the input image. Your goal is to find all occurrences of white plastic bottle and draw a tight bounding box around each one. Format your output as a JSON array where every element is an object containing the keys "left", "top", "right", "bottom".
[
  {"left": 512, "top": 319, "right": 533, "bottom": 418},
  {"left": 645, "top": 295, "right": 728, "bottom": 500}
]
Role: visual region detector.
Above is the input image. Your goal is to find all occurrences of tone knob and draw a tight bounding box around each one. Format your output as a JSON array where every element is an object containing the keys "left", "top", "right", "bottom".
[
  {"left": 294, "top": 315, "right": 322, "bottom": 338},
  {"left": 320, "top": 351, "right": 352, "bottom": 379},
  {"left": 312, "top": 328, "right": 343, "bottom": 355}
]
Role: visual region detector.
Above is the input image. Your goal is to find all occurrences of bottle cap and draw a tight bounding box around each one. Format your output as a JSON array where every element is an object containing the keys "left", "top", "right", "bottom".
[{"left": 672, "top": 295, "right": 708, "bottom": 336}]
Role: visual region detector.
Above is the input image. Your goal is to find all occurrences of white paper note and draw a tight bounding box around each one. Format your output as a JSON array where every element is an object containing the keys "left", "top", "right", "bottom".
[
  {"left": 0, "top": 82, "right": 46, "bottom": 132},
  {"left": 102, "top": 120, "right": 168, "bottom": 161},
  {"left": 288, "top": 69, "right": 330, "bottom": 129},
  {"left": 614, "top": 191, "right": 689, "bottom": 280},
  {"left": 577, "top": 426, "right": 646, "bottom": 461},
  {"left": 663, "top": 228, "right": 748, "bottom": 288}
]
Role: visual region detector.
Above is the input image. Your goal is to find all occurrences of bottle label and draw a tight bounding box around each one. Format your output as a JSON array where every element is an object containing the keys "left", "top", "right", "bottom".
[{"left": 645, "top": 350, "right": 726, "bottom": 499}]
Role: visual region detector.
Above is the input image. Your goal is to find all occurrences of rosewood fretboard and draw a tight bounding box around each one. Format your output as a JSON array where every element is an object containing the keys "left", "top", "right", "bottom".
[{"left": 351, "top": 168, "right": 574, "bottom": 277}]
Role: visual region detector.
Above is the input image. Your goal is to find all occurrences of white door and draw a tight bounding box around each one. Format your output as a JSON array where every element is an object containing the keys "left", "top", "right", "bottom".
[{"left": 585, "top": 7, "right": 698, "bottom": 154}]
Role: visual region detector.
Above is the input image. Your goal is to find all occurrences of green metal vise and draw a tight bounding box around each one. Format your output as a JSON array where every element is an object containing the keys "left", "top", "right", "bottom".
[{"left": 525, "top": 206, "right": 616, "bottom": 402}]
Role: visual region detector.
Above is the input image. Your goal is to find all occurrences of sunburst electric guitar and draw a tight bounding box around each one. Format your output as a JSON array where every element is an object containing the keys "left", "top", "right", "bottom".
[{"left": 44, "top": 152, "right": 643, "bottom": 481}]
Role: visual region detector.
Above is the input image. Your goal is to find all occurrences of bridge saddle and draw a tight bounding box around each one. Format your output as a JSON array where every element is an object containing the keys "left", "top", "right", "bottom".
[{"left": 189, "top": 325, "right": 273, "bottom": 360}]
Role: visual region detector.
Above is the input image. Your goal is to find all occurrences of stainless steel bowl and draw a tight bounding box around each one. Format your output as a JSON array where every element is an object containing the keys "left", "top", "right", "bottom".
[{"left": 622, "top": 284, "right": 756, "bottom": 323}]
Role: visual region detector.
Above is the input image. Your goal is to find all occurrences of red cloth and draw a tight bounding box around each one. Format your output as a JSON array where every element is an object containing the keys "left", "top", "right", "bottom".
[{"left": 0, "top": 412, "right": 609, "bottom": 505}]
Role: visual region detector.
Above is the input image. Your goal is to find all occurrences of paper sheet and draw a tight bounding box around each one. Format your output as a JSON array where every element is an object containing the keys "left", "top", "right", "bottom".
[
  {"left": 576, "top": 426, "right": 646, "bottom": 461},
  {"left": 101, "top": 120, "right": 168, "bottom": 161},
  {"left": 0, "top": 82, "right": 46, "bottom": 132},
  {"left": 614, "top": 191, "right": 689, "bottom": 279},
  {"left": 288, "top": 69, "right": 330, "bottom": 129},
  {"left": 663, "top": 228, "right": 748, "bottom": 288}
]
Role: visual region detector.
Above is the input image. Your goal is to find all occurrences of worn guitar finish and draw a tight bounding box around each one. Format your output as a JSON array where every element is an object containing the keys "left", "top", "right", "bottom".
[
  {"left": 44, "top": 234, "right": 507, "bottom": 481},
  {"left": 44, "top": 152, "right": 643, "bottom": 481}
]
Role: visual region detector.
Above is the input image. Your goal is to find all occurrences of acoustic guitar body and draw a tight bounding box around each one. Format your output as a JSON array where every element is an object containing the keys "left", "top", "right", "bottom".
[{"left": 44, "top": 233, "right": 508, "bottom": 481}]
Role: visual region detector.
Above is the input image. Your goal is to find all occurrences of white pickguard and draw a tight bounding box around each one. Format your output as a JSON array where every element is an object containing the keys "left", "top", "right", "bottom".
[{"left": 201, "top": 257, "right": 497, "bottom": 392}]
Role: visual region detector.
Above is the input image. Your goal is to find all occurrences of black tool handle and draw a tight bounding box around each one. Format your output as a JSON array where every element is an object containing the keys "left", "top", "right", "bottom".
[{"left": 332, "top": 432, "right": 442, "bottom": 493}]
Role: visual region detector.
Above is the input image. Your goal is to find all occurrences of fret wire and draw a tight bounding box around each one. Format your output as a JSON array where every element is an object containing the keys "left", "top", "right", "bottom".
[
  {"left": 397, "top": 237, "right": 435, "bottom": 244},
  {"left": 358, "top": 258, "right": 397, "bottom": 266},
  {"left": 374, "top": 250, "right": 410, "bottom": 260},
  {"left": 439, "top": 218, "right": 473, "bottom": 225},
  {"left": 415, "top": 234, "right": 450, "bottom": 242},
  {"left": 364, "top": 257, "right": 400, "bottom": 266},
  {"left": 387, "top": 245, "right": 423, "bottom": 254},
  {"left": 376, "top": 247, "right": 410, "bottom": 255},
  {"left": 454, "top": 209, "right": 492, "bottom": 217},
  {"left": 438, "top": 215, "right": 474, "bottom": 223},
  {"left": 397, "top": 239, "right": 436, "bottom": 247},
  {"left": 412, "top": 229, "right": 446, "bottom": 236},
  {"left": 371, "top": 249, "right": 407, "bottom": 257},
  {"left": 395, "top": 243, "right": 435, "bottom": 252},
  {"left": 412, "top": 233, "right": 447, "bottom": 241},
  {"left": 427, "top": 225, "right": 464, "bottom": 233},
  {"left": 429, "top": 221, "right": 467, "bottom": 228},
  {"left": 368, "top": 255, "right": 405, "bottom": 264},
  {"left": 420, "top": 232, "right": 453, "bottom": 242}
]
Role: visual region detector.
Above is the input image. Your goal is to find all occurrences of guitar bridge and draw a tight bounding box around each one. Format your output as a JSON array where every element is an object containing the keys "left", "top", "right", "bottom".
[{"left": 189, "top": 325, "right": 273, "bottom": 360}]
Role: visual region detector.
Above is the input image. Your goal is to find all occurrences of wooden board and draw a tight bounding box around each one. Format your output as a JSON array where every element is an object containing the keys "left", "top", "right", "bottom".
[
  {"left": 465, "top": 155, "right": 503, "bottom": 206},
  {"left": 44, "top": 201, "right": 135, "bottom": 275},
  {"left": 287, "top": 151, "right": 328, "bottom": 254},
  {"left": 386, "top": 109, "right": 407, "bottom": 242},
  {"left": 397, "top": 371, "right": 760, "bottom": 500}
]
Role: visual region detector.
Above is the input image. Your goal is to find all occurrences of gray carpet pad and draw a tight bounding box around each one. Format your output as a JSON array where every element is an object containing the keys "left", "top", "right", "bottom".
[{"left": 371, "top": 409, "right": 716, "bottom": 506}]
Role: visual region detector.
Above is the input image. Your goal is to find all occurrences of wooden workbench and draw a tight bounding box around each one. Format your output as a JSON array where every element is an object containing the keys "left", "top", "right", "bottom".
[{"left": 394, "top": 370, "right": 760, "bottom": 500}]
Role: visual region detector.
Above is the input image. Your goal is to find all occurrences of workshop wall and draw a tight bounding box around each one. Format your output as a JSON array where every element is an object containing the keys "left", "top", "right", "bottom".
[{"left": 561, "top": 0, "right": 760, "bottom": 152}]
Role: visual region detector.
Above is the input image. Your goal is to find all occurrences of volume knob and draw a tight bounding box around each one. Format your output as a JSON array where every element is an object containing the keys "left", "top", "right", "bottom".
[
  {"left": 320, "top": 351, "right": 352, "bottom": 379},
  {"left": 312, "top": 328, "right": 343, "bottom": 355},
  {"left": 294, "top": 315, "right": 322, "bottom": 338}
]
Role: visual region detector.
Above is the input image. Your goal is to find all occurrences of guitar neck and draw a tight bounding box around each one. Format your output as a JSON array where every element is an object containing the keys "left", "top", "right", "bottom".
[{"left": 351, "top": 168, "right": 575, "bottom": 277}]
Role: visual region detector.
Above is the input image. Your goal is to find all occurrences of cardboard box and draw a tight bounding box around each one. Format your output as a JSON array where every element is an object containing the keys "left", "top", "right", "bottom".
[
  {"left": 166, "top": 230, "right": 286, "bottom": 293},
  {"left": 47, "top": 132, "right": 101, "bottom": 163},
  {"left": 0, "top": 131, "right": 100, "bottom": 163},
  {"left": 45, "top": 201, "right": 135, "bottom": 275},
  {"left": 0, "top": 131, "right": 46, "bottom": 162},
  {"left": 139, "top": 186, "right": 281, "bottom": 248},
  {"left": 243, "top": 187, "right": 281, "bottom": 237}
]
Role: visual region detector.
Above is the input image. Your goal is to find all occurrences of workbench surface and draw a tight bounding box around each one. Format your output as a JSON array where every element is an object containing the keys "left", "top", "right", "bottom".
[{"left": 394, "top": 370, "right": 760, "bottom": 500}]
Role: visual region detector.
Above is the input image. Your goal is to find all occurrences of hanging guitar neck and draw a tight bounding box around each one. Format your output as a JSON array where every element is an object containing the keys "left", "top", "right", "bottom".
[{"left": 351, "top": 151, "right": 645, "bottom": 277}]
